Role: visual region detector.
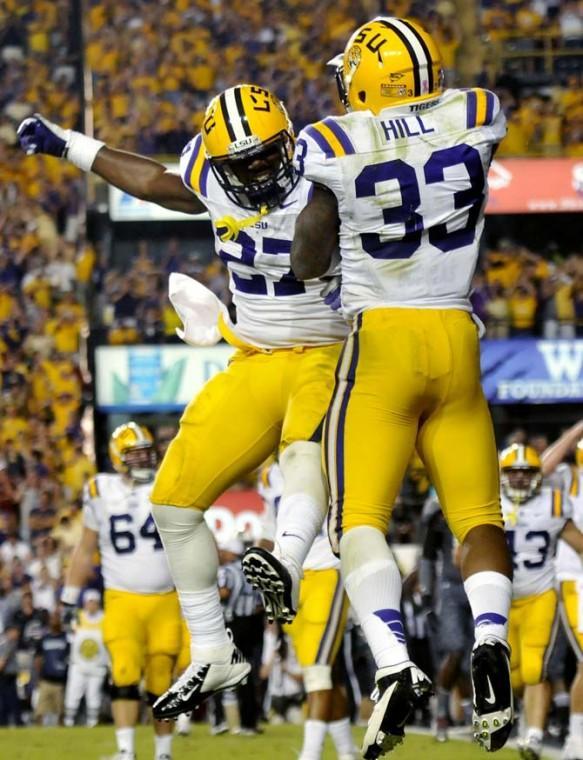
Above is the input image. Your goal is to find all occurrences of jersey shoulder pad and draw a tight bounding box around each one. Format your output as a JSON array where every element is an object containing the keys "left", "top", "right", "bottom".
[
  {"left": 179, "top": 134, "right": 210, "bottom": 198},
  {"left": 295, "top": 117, "right": 351, "bottom": 188},
  {"left": 463, "top": 87, "right": 502, "bottom": 129},
  {"left": 87, "top": 475, "right": 101, "bottom": 500},
  {"left": 551, "top": 488, "right": 566, "bottom": 518},
  {"left": 569, "top": 468, "right": 581, "bottom": 497},
  {"left": 300, "top": 116, "right": 356, "bottom": 160}
]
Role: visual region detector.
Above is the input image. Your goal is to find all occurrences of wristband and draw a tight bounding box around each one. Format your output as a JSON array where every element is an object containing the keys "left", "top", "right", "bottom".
[
  {"left": 61, "top": 585, "right": 81, "bottom": 606},
  {"left": 66, "top": 131, "right": 105, "bottom": 172}
]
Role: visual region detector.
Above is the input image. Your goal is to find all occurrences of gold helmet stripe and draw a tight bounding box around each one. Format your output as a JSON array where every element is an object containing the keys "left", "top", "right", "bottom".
[{"left": 377, "top": 18, "right": 424, "bottom": 98}]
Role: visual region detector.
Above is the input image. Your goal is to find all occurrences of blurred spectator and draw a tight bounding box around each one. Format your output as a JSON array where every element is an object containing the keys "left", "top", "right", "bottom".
[
  {"left": 0, "top": 623, "right": 21, "bottom": 726},
  {"left": 34, "top": 610, "right": 68, "bottom": 726}
]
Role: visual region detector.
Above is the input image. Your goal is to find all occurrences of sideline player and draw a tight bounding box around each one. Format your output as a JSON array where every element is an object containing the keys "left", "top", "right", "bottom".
[
  {"left": 63, "top": 589, "right": 108, "bottom": 727},
  {"left": 62, "top": 423, "right": 180, "bottom": 760},
  {"left": 260, "top": 462, "right": 358, "bottom": 760},
  {"left": 548, "top": 434, "right": 583, "bottom": 760},
  {"left": 289, "top": 16, "right": 514, "bottom": 757},
  {"left": 499, "top": 444, "right": 583, "bottom": 760},
  {"left": 18, "top": 85, "right": 348, "bottom": 717}
]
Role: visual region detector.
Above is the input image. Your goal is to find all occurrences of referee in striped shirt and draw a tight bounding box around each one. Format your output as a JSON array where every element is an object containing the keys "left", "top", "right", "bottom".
[{"left": 218, "top": 537, "right": 264, "bottom": 733}]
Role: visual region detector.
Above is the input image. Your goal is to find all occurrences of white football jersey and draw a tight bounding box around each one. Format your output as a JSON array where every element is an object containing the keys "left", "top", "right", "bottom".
[
  {"left": 82, "top": 474, "right": 174, "bottom": 594},
  {"left": 296, "top": 88, "right": 506, "bottom": 318},
  {"left": 69, "top": 610, "right": 108, "bottom": 673},
  {"left": 258, "top": 463, "right": 338, "bottom": 571},
  {"left": 556, "top": 470, "right": 583, "bottom": 581},
  {"left": 502, "top": 487, "right": 571, "bottom": 598},
  {"left": 179, "top": 137, "right": 347, "bottom": 349}
]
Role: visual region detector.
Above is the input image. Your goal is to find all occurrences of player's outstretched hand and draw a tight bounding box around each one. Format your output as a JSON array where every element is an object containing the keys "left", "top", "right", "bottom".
[{"left": 17, "top": 113, "right": 70, "bottom": 158}]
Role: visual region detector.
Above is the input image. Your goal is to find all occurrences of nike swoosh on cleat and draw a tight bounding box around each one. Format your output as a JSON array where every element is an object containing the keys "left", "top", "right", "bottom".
[
  {"left": 484, "top": 675, "right": 496, "bottom": 705},
  {"left": 281, "top": 532, "right": 304, "bottom": 540}
]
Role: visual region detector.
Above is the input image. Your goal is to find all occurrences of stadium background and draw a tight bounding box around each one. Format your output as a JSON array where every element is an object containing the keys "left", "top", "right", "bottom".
[{"left": 0, "top": 0, "right": 581, "bottom": 749}]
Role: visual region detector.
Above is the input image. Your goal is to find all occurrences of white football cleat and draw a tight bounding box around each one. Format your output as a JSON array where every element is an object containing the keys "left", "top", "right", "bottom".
[
  {"left": 362, "top": 662, "right": 433, "bottom": 759},
  {"left": 153, "top": 648, "right": 250, "bottom": 720}
]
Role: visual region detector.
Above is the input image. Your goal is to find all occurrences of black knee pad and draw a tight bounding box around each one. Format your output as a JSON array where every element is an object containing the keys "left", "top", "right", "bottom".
[{"left": 110, "top": 684, "right": 141, "bottom": 701}]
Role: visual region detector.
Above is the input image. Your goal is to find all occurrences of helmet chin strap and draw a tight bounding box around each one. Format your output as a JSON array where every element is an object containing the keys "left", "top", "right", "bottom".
[{"left": 214, "top": 204, "right": 269, "bottom": 242}]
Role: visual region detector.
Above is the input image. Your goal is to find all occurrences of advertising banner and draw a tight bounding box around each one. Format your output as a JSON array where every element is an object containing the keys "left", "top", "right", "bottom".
[
  {"left": 486, "top": 158, "right": 583, "bottom": 214},
  {"left": 481, "top": 339, "right": 583, "bottom": 404},
  {"left": 94, "top": 344, "right": 234, "bottom": 412},
  {"left": 95, "top": 340, "right": 583, "bottom": 411}
]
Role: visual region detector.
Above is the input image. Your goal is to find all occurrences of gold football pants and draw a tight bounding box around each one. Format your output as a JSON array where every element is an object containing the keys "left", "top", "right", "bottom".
[
  {"left": 103, "top": 589, "right": 181, "bottom": 696},
  {"left": 151, "top": 343, "right": 342, "bottom": 508},
  {"left": 508, "top": 588, "right": 559, "bottom": 688},
  {"left": 325, "top": 308, "right": 503, "bottom": 553}
]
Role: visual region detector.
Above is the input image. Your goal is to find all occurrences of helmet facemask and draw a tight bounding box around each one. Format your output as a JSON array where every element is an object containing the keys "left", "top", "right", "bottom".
[
  {"left": 121, "top": 445, "right": 157, "bottom": 483},
  {"left": 501, "top": 467, "right": 542, "bottom": 504},
  {"left": 210, "top": 131, "right": 298, "bottom": 211}
]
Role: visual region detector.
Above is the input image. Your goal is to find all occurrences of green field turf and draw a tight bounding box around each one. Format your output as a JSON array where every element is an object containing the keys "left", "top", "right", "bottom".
[{"left": 0, "top": 724, "right": 529, "bottom": 759}]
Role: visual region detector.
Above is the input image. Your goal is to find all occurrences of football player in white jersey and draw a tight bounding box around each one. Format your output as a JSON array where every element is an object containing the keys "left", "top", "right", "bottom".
[
  {"left": 289, "top": 16, "right": 514, "bottom": 757},
  {"left": 499, "top": 444, "right": 583, "bottom": 760},
  {"left": 62, "top": 423, "right": 181, "bottom": 760},
  {"left": 544, "top": 430, "right": 583, "bottom": 760},
  {"left": 19, "top": 85, "right": 347, "bottom": 718},
  {"left": 259, "top": 463, "right": 358, "bottom": 760},
  {"left": 64, "top": 590, "right": 108, "bottom": 728}
]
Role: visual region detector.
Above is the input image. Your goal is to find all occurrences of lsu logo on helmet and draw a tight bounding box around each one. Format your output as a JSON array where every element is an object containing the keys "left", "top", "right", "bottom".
[
  {"left": 109, "top": 422, "right": 156, "bottom": 482},
  {"left": 499, "top": 444, "right": 543, "bottom": 504},
  {"left": 330, "top": 16, "right": 444, "bottom": 114},
  {"left": 201, "top": 84, "right": 298, "bottom": 211}
]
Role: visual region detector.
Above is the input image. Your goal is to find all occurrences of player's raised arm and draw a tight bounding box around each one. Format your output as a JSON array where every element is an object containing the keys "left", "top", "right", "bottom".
[
  {"left": 17, "top": 114, "right": 204, "bottom": 215},
  {"left": 291, "top": 185, "right": 339, "bottom": 279},
  {"left": 541, "top": 420, "right": 583, "bottom": 477}
]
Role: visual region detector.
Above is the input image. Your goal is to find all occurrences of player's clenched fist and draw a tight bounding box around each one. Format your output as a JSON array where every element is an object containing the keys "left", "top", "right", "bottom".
[
  {"left": 17, "top": 113, "right": 104, "bottom": 171},
  {"left": 17, "top": 113, "right": 70, "bottom": 157}
]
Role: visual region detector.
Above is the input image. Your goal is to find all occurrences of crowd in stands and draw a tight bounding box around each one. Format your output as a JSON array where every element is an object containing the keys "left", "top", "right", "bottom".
[
  {"left": 82, "top": 0, "right": 582, "bottom": 157},
  {"left": 473, "top": 242, "right": 583, "bottom": 337}
]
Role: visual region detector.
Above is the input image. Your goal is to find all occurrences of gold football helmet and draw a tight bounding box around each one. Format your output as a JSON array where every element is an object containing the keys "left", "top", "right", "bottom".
[
  {"left": 499, "top": 444, "right": 543, "bottom": 504},
  {"left": 576, "top": 439, "right": 583, "bottom": 469},
  {"left": 109, "top": 422, "right": 156, "bottom": 482},
  {"left": 331, "top": 16, "right": 443, "bottom": 114},
  {"left": 202, "top": 84, "right": 298, "bottom": 211}
]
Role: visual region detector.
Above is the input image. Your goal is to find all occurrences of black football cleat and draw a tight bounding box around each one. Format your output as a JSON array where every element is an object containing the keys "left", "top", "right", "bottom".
[
  {"left": 152, "top": 647, "right": 250, "bottom": 720},
  {"left": 242, "top": 547, "right": 299, "bottom": 623},
  {"left": 362, "top": 663, "right": 433, "bottom": 759},
  {"left": 471, "top": 637, "right": 514, "bottom": 752}
]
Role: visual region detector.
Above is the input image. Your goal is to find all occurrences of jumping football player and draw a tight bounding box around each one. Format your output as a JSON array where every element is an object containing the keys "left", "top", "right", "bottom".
[
  {"left": 289, "top": 16, "right": 515, "bottom": 758},
  {"left": 18, "top": 85, "right": 347, "bottom": 718},
  {"left": 62, "top": 423, "right": 180, "bottom": 760}
]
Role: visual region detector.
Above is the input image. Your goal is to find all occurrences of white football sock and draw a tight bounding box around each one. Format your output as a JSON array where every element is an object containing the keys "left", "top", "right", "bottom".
[
  {"left": 463, "top": 571, "right": 511, "bottom": 643},
  {"left": 152, "top": 505, "right": 230, "bottom": 661},
  {"left": 526, "top": 726, "right": 543, "bottom": 743},
  {"left": 115, "top": 727, "right": 135, "bottom": 754},
  {"left": 569, "top": 712, "right": 583, "bottom": 738},
  {"left": 341, "top": 527, "right": 410, "bottom": 669},
  {"left": 328, "top": 717, "right": 356, "bottom": 756},
  {"left": 299, "top": 719, "right": 328, "bottom": 760},
  {"left": 273, "top": 441, "right": 327, "bottom": 573},
  {"left": 154, "top": 733, "right": 173, "bottom": 759}
]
